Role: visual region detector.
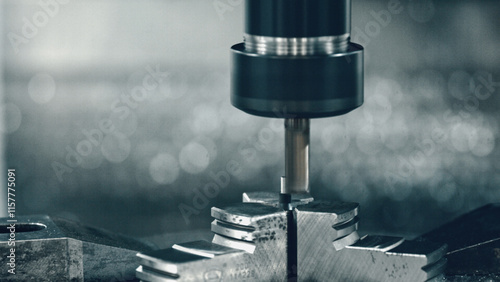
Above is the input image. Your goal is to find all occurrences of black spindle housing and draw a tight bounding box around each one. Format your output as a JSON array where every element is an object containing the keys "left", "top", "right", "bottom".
[
  {"left": 245, "top": 0, "right": 351, "bottom": 37},
  {"left": 231, "top": 0, "right": 364, "bottom": 119}
]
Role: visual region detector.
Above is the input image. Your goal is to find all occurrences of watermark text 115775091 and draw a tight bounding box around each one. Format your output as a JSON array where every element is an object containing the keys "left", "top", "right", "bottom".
[{"left": 7, "top": 169, "right": 17, "bottom": 275}]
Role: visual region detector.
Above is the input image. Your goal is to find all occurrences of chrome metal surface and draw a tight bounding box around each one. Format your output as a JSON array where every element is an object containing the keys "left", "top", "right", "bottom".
[
  {"left": 242, "top": 191, "right": 314, "bottom": 208},
  {"left": 295, "top": 203, "right": 447, "bottom": 281},
  {"left": 137, "top": 194, "right": 447, "bottom": 282},
  {"left": 137, "top": 202, "right": 289, "bottom": 281},
  {"left": 172, "top": 240, "right": 241, "bottom": 258},
  {"left": 136, "top": 265, "right": 177, "bottom": 282},
  {"left": 333, "top": 231, "right": 361, "bottom": 251},
  {"left": 244, "top": 33, "right": 350, "bottom": 56},
  {"left": 210, "top": 220, "right": 256, "bottom": 242},
  {"left": 333, "top": 217, "right": 360, "bottom": 239},
  {"left": 212, "top": 233, "right": 256, "bottom": 253},
  {"left": 283, "top": 118, "right": 310, "bottom": 194},
  {"left": 211, "top": 202, "right": 283, "bottom": 226}
]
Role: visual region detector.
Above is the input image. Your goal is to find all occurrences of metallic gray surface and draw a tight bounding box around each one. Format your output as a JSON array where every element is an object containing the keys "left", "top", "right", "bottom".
[
  {"left": 418, "top": 203, "right": 500, "bottom": 279},
  {"left": 172, "top": 240, "right": 242, "bottom": 258},
  {"left": 244, "top": 33, "right": 350, "bottom": 56},
  {"left": 0, "top": 215, "right": 154, "bottom": 281},
  {"left": 284, "top": 118, "right": 310, "bottom": 194},
  {"left": 211, "top": 202, "right": 283, "bottom": 226},
  {"left": 137, "top": 202, "right": 289, "bottom": 281},
  {"left": 136, "top": 265, "right": 177, "bottom": 282},
  {"left": 295, "top": 203, "right": 447, "bottom": 281},
  {"left": 242, "top": 191, "right": 314, "bottom": 208},
  {"left": 137, "top": 194, "right": 446, "bottom": 281}
]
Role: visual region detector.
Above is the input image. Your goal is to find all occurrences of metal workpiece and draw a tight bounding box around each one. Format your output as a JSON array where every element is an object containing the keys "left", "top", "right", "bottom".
[
  {"left": 0, "top": 215, "right": 154, "bottom": 281},
  {"left": 242, "top": 191, "right": 314, "bottom": 208},
  {"left": 294, "top": 201, "right": 360, "bottom": 254},
  {"left": 284, "top": 118, "right": 310, "bottom": 194},
  {"left": 335, "top": 236, "right": 448, "bottom": 282},
  {"left": 294, "top": 202, "right": 447, "bottom": 281},
  {"left": 210, "top": 202, "right": 285, "bottom": 227},
  {"left": 136, "top": 195, "right": 448, "bottom": 281},
  {"left": 419, "top": 203, "right": 500, "bottom": 279},
  {"left": 211, "top": 202, "right": 288, "bottom": 247},
  {"left": 136, "top": 242, "right": 250, "bottom": 282},
  {"left": 137, "top": 202, "right": 289, "bottom": 281}
]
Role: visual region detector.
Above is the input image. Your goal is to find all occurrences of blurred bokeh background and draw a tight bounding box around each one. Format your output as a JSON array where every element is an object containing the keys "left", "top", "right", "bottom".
[{"left": 1, "top": 0, "right": 499, "bottom": 240}]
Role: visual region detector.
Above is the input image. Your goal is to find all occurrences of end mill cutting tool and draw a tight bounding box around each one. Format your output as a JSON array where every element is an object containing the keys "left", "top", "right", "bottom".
[
  {"left": 230, "top": 2, "right": 364, "bottom": 276},
  {"left": 137, "top": 0, "right": 447, "bottom": 281},
  {"left": 231, "top": 0, "right": 363, "bottom": 197}
]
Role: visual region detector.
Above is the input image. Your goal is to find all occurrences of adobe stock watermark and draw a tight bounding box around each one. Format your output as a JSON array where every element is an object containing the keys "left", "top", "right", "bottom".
[
  {"left": 352, "top": 0, "right": 404, "bottom": 48},
  {"left": 178, "top": 107, "right": 293, "bottom": 224},
  {"left": 350, "top": 0, "right": 437, "bottom": 49},
  {"left": 213, "top": 0, "right": 406, "bottom": 35},
  {"left": 8, "top": 0, "right": 70, "bottom": 54},
  {"left": 443, "top": 73, "right": 500, "bottom": 123},
  {"left": 178, "top": 162, "right": 242, "bottom": 224},
  {"left": 51, "top": 65, "right": 171, "bottom": 182},
  {"left": 213, "top": 0, "right": 242, "bottom": 21},
  {"left": 385, "top": 72, "right": 499, "bottom": 189}
]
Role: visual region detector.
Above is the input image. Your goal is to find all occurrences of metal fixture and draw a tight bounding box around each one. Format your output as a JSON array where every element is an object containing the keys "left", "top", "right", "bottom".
[{"left": 136, "top": 193, "right": 447, "bottom": 281}]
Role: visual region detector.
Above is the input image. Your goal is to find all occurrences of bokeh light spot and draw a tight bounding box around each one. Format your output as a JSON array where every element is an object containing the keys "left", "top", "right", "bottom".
[
  {"left": 179, "top": 141, "right": 210, "bottom": 174},
  {"left": 110, "top": 111, "right": 138, "bottom": 137},
  {"left": 380, "top": 119, "right": 409, "bottom": 151},
  {"left": 470, "top": 127, "right": 495, "bottom": 157},
  {"left": 155, "top": 72, "right": 188, "bottom": 101},
  {"left": 450, "top": 123, "right": 477, "bottom": 153},
  {"left": 374, "top": 79, "right": 403, "bottom": 107},
  {"left": 80, "top": 144, "right": 104, "bottom": 170},
  {"left": 190, "top": 104, "right": 220, "bottom": 135},
  {"left": 101, "top": 132, "right": 131, "bottom": 163},
  {"left": 194, "top": 136, "right": 217, "bottom": 164},
  {"left": 363, "top": 94, "right": 392, "bottom": 124},
  {"left": 321, "top": 124, "right": 350, "bottom": 154},
  {"left": 356, "top": 125, "right": 384, "bottom": 155},
  {"left": 149, "top": 153, "right": 180, "bottom": 185}
]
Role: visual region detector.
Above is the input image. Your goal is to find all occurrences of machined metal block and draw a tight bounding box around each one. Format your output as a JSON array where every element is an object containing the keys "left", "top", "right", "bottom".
[
  {"left": 0, "top": 215, "right": 154, "bottom": 281},
  {"left": 137, "top": 202, "right": 289, "bottom": 281}
]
